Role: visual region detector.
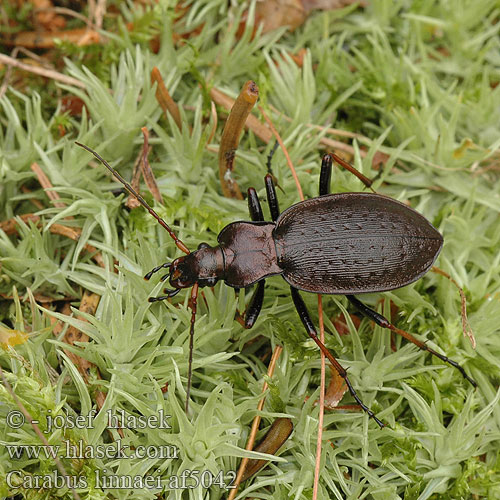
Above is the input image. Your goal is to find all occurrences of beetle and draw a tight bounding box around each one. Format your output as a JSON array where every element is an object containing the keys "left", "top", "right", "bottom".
[{"left": 77, "top": 143, "right": 476, "bottom": 427}]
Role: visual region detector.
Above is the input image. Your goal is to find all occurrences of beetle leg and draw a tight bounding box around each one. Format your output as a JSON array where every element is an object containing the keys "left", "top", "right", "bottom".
[
  {"left": 248, "top": 187, "right": 264, "bottom": 221},
  {"left": 266, "top": 141, "right": 280, "bottom": 176},
  {"left": 346, "top": 295, "right": 477, "bottom": 387},
  {"left": 243, "top": 281, "right": 265, "bottom": 329},
  {"left": 265, "top": 174, "right": 280, "bottom": 222},
  {"left": 291, "top": 287, "right": 385, "bottom": 428},
  {"left": 319, "top": 154, "right": 333, "bottom": 196},
  {"left": 234, "top": 282, "right": 266, "bottom": 329}
]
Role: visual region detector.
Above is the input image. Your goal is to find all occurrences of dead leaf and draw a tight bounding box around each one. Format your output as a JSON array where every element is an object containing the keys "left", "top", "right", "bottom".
[{"left": 324, "top": 365, "right": 348, "bottom": 409}]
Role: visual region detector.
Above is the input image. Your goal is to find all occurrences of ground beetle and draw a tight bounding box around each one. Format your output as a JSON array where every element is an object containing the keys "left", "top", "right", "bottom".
[{"left": 77, "top": 143, "right": 477, "bottom": 427}]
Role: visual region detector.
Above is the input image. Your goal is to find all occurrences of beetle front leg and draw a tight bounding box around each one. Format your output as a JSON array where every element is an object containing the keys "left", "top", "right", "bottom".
[
  {"left": 346, "top": 295, "right": 477, "bottom": 387},
  {"left": 244, "top": 281, "right": 265, "bottom": 328},
  {"left": 290, "top": 287, "right": 385, "bottom": 428},
  {"left": 234, "top": 282, "right": 266, "bottom": 329}
]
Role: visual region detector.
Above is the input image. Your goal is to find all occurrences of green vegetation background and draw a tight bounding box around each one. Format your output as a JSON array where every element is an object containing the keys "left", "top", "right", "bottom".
[{"left": 1, "top": 1, "right": 499, "bottom": 499}]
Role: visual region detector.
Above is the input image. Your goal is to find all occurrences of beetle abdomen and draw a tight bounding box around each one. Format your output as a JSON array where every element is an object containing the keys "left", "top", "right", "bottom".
[{"left": 273, "top": 193, "right": 443, "bottom": 294}]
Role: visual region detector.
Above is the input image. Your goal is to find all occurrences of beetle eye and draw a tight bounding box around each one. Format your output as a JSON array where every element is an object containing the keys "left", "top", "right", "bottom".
[{"left": 198, "top": 242, "right": 210, "bottom": 250}]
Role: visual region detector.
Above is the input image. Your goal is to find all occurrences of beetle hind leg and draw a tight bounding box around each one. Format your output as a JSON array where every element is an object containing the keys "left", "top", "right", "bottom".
[
  {"left": 347, "top": 295, "right": 477, "bottom": 387},
  {"left": 291, "top": 287, "right": 385, "bottom": 428},
  {"left": 319, "top": 154, "right": 333, "bottom": 196}
]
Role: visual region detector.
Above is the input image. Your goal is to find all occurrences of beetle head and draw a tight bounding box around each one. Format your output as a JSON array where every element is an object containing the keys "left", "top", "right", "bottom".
[{"left": 169, "top": 244, "right": 223, "bottom": 289}]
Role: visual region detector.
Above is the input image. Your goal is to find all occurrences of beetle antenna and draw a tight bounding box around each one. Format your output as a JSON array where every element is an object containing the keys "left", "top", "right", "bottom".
[{"left": 76, "top": 142, "right": 190, "bottom": 255}]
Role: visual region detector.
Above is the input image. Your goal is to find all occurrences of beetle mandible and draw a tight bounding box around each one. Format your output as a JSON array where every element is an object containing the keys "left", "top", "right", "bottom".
[{"left": 77, "top": 143, "right": 477, "bottom": 427}]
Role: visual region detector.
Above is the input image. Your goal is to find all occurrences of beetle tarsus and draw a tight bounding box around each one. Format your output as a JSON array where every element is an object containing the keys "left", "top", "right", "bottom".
[
  {"left": 344, "top": 378, "right": 385, "bottom": 428},
  {"left": 266, "top": 141, "right": 279, "bottom": 175},
  {"left": 424, "top": 347, "right": 478, "bottom": 388}
]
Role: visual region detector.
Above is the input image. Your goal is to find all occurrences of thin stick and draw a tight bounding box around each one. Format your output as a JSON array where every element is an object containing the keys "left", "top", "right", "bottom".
[
  {"left": 76, "top": 142, "right": 190, "bottom": 254},
  {"left": 313, "top": 295, "right": 326, "bottom": 500},
  {"left": 267, "top": 103, "right": 368, "bottom": 140},
  {"left": 207, "top": 100, "right": 218, "bottom": 145},
  {"left": 93, "top": 0, "right": 107, "bottom": 30},
  {"left": 0, "top": 53, "right": 86, "bottom": 88},
  {"left": 140, "top": 127, "right": 163, "bottom": 204},
  {"left": 30, "top": 162, "right": 67, "bottom": 208},
  {"left": 228, "top": 346, "right": 283, "bottom": 500},
  {"left": 1, "top": 213, "right": 105, "bottom": 268},
  {"left": 125, "top": 143, "right": 146, "bottom": 209},
  {"left": 151, "top": 67, "right": 183, "bottom": 131},
  {"left": 320, "top": 136, "right": 367, "bottom": 157},
  {"left": 34, "top": 6, "right": 94, "bottom": 28},
  {"left": 259, "top": 113, "right": 328, "bottom": 495},
  {"left": 431, "top": 266, "right": 476, "bottom": 348}
]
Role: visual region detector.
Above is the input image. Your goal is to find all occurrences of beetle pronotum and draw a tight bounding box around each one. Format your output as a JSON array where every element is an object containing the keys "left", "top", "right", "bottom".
[{"left": 77, "top": 142, "right": 476, "bottom": 427}]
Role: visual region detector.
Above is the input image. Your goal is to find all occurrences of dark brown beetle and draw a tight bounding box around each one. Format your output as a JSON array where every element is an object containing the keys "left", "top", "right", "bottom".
[{"left": 77, "top": 144, "right": 476, "bottom": 427}]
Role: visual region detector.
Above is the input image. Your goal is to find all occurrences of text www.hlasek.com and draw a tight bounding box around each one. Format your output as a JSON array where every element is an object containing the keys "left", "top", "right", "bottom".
[{"left": 7, "top": 440, "right": 177, "bottom": 460}]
